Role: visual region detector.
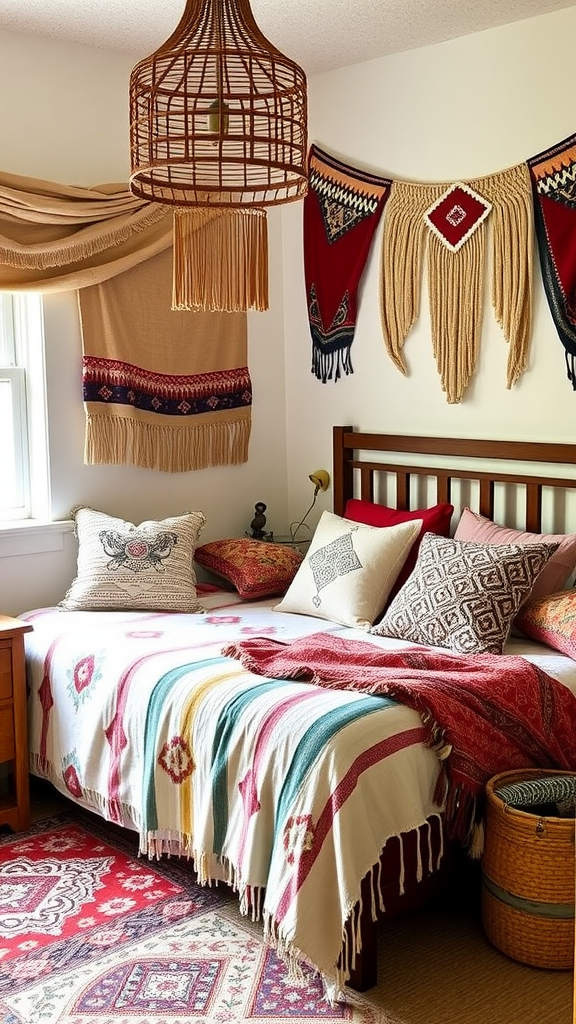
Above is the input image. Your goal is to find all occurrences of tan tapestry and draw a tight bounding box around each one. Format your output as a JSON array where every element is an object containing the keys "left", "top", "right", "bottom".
[
  {"left": 380, "top": 162, "right": 533, "bottom": 403},
  {"left": 79, "top": 247, "right": 251, "bottom": 473},
  {"left": 0, "top": 169, "right": 250, "bottom": 472}
]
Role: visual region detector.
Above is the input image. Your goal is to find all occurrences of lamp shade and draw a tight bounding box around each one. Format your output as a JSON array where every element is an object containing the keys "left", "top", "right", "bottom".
[
  {"left": 129, "top": 0, "right": 308, "bottom": 209},
  {"left": 129, "top": 0, "right": 308, "bottom": 313},
  {"left": 309, "top": 469, "right": 330, "bottom": 493}
]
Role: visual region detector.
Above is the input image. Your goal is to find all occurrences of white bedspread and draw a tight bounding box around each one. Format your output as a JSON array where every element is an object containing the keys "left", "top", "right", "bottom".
[
  {"left": 22, "top": 587, "right": 576, "bottom": 991},
  {"left": 22, "top": 588, "right": 442, "bottom": 991}
]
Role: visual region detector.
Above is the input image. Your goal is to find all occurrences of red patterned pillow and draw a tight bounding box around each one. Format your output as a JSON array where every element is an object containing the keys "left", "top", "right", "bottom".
[
  {"left": 194, "top": 538, "right": 303, "bottom": 600},
  {"left": 515, "top": 589, "right": 576, "bottom": 660},
  {"left": 344, "top": 499, "right": 454, "bottom": 601}
]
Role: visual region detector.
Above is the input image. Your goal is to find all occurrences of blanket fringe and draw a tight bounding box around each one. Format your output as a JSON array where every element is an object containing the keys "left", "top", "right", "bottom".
[
  {"left": 29, "top": 756, "right": 448, "bottom": 1002},
  {"left": 29, "top": 754, "right": 142, "bottom": 833}
]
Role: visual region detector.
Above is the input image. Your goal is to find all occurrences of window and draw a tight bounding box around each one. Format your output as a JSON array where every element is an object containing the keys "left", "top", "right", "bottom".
[{"left": 0, "top": 293, "right": 50, "bottom": 522}]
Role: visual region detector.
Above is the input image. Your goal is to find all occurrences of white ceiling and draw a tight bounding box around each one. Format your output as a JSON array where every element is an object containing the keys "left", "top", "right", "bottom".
[{"left": 0, "top": 0, "right": 574, "bottom": 75}]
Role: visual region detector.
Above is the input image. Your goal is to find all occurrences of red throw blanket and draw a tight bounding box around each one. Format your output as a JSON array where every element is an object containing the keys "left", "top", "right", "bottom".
[{"left": 222, "top": 633, "right": 576, "bottom": 846}]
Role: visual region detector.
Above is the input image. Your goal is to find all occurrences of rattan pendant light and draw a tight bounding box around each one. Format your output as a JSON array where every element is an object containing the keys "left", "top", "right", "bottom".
[{"left": 129, "top": 0, "right": 308, "bottom": 312}]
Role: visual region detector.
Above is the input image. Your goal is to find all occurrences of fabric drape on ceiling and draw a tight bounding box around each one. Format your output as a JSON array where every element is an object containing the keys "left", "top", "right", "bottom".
[{"left": 0, "top": 169, "right": 173, "bottom": 291}]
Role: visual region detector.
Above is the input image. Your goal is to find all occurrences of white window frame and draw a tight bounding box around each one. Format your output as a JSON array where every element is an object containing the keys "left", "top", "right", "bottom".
[{"left": 0, "top": 293, "right": 50, "bottom": 523}]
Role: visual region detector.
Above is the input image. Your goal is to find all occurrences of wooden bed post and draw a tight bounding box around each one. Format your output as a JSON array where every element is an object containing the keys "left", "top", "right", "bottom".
[{"left": 333, "top": 425, "right": 354, "bottom": 518}]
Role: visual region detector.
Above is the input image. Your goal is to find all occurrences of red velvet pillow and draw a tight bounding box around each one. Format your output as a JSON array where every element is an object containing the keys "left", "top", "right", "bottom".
[{"left": 344, "top": 499, "right": 454, "bottom": 602}]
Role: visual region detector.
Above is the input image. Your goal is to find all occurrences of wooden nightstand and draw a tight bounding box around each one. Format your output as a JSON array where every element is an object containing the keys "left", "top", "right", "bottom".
[{"left": 0, "top": 615, "right": 33, "bottom": 832}]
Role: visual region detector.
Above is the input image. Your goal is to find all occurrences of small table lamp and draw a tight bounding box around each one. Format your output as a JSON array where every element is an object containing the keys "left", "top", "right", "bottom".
[{"left": 290, "top": 469, "right": 330, "bottom": 541}]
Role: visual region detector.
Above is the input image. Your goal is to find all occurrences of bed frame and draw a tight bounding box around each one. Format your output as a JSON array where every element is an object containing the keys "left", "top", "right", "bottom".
[
  {"left": 333, "top": 426, "right": 576, "bottom": 530},
  {"left": 333, "top": 426, "right": 576, "bottom": 992}
]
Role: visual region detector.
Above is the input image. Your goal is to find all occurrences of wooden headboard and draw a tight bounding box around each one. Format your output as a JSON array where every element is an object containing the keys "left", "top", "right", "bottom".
[{"left": 333, "top": 426, "right": 576, "bottom": 533}]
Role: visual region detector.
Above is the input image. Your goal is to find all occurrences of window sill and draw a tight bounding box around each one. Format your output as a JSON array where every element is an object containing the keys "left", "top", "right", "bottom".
[{"left": 0, "top": 520, "right": 74, "bottom": 558}]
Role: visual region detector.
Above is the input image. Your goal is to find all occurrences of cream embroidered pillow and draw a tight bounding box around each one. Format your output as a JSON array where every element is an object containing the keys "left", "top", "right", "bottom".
[
  {"left": 373, "top": 533, "right": 559, "bottom": 655},
  {"left": 61, "top": 506, "right": 206, "bottom": 611},
  {"left": 274, "top": 510, "right": 422, "bottom": 629}
]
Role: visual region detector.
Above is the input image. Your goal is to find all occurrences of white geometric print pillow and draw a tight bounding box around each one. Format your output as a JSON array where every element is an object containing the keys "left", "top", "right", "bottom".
[
  {"left": 372, "top": 533, "right": 559, "bottom": 654},
  {"left": 274, "top": 510, "right": 422, "bottom": 630},
  {"left": 61, "top": 506, "right": 206, "bottom": 611}
]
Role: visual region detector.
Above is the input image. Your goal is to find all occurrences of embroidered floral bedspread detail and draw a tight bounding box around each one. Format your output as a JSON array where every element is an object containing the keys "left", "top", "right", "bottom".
[{"left": 22, "top": 592, "right": 440, "bottom": 989}]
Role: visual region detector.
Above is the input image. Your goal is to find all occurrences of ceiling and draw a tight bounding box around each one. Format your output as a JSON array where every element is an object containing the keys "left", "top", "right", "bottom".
[{"left": 0, "top": 0, "right": 574, "bottom": 75}]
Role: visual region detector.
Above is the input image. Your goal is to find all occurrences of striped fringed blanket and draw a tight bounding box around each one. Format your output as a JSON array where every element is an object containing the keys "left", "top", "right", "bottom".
[
  {"left": 528, "top": 132, "right": 576, "bottom": 390},
  {"left": 223, "top": 632, "right": 576, "bottom": 848},
  {"left": 304, "top": 145, "right": 391, "bottom": 383},
  {"left": 380, "top": 163, "right": 533, "bottom": 403},
  {"left": 79, "top": 246, "right": 251, "bottom": 472}
]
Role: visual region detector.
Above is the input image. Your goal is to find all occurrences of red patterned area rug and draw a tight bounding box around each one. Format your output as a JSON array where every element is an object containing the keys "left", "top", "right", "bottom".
[{"left": 0, "top": 810, "right": 384, "bottom": 1024}]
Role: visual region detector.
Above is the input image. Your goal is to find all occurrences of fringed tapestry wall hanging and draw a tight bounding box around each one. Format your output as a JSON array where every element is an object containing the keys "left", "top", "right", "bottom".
[
  {"left": 0, "top": 169, "right": 250, "bottom": 472},
  {"left": 528, "top": 132, "right": 576, "bottom": 389},
  {"left": 304, "top": 145, "right": 391, "bottom": 383},
  {"left": 79, "top": 246, "right": 251, "bottom": 473},
  {"left": 380, "top": 163, "right": 533, "bottom": 403}
]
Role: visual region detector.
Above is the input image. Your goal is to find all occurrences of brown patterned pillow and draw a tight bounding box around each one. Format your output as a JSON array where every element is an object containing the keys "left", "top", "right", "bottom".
[
  {"left": 61, "top": 506, "right": 206, "bottom": 611},
  {"left": 194, "top": 538, "right": 303, "bottom": 599},
  {"left": 372, "top": 533, "right": 559, "bottom": 655}
]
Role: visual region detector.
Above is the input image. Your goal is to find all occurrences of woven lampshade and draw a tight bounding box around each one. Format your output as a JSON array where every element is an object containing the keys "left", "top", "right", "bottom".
[{"left": 129, "top": 0, "right": 308, "bottom": 312}]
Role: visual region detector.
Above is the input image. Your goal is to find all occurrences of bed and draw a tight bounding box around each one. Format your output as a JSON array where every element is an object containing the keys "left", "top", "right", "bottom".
[{"left": 21, "top": 426, "right": 576, "bottom": 998}]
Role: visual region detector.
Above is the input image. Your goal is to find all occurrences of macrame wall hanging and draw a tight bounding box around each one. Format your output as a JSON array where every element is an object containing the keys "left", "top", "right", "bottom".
[
  {"left": 528, "top": 132, "right": 576, "bottom": 389},
  {"left": 303, "top": 145, "right": 391, "bottom": 382},
  {"left": 380, "top": 163, "right": 533, "bottom": 403}
]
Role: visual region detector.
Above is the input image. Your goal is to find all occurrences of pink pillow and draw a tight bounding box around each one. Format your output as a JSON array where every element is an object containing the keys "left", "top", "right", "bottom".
[
  {"left": 194, "top": 538, "right": 302, "bottom": 600},
  {"left": 344, "top": 499, "right": 454, "bottom": 601},
  {"left": 516, "top": 589, "right": 576, "bottom": 659},
  {"left": 454, "top": 508, "right": 576, "bottom": 601}
]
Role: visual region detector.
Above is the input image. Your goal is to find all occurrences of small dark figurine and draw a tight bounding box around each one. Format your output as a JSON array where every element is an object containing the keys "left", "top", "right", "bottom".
[{"left": 250, "top": 501, "right": 267, "bottom": 539}]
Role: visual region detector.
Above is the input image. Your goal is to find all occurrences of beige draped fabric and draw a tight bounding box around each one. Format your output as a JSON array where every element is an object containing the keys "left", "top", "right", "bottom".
[
  {"left": 0, "top": 169, "right": 251, "bottom": 471},
  {"left": 380, "top": 162, "right": 533, "bottom": 404},
  {"left": 0, "top": 169, "right": 173, "bottom": 291}
]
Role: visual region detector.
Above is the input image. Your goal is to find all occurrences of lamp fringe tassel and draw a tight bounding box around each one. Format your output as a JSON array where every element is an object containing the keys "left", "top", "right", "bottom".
[{"left": 172, "top": 207, "right": 269, "bottom": 312}]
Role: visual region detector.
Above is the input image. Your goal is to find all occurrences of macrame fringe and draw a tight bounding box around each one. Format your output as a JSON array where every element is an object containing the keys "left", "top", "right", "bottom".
[
  {"left": 84, "top": 412, "right": 251, "bottom": 472},
  {"left": 380, "top": 164, "right": 532, "bottom": 402},
  {"left": 380, "top": 183, "right": 427, "bottom": 375},
  {"left": 483, "top": 162, "right": 533, "bottom": 389},
  {"left": 427, "top": 226, "right": 486, "bottom": 403},
  {"left": 172, "top": 207, "right": 269, "bottom": 312}
]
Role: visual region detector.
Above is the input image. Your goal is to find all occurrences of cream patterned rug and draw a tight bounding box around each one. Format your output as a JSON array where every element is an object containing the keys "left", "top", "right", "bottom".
[{"left": 0, "top": 809, "right": 386, "bottom": 1024}]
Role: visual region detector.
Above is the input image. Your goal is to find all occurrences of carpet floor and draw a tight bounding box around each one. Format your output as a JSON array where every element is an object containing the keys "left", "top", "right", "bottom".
[{"left": 1, "top": 790, "right": 572, "bottom": 1024}]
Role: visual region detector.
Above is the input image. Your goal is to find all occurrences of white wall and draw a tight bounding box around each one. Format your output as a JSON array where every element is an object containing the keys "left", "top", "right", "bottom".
[
  {"left": 0, "top": 29, "right": 290, "bottom": 614},
  {"left": 2, "top": 9, "right": 576, "bottom": 614},
  {"left": 281, "top": 7, "right": 576, "bottom": 520}
]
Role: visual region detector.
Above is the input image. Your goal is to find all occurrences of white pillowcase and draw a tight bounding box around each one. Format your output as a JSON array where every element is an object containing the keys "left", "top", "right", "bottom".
[
  {"left": 61, "top": 506, "right": 206, "bottom": 612},
  {"left": 274, "top": 510, "right": 422, "bottom": 629}
]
